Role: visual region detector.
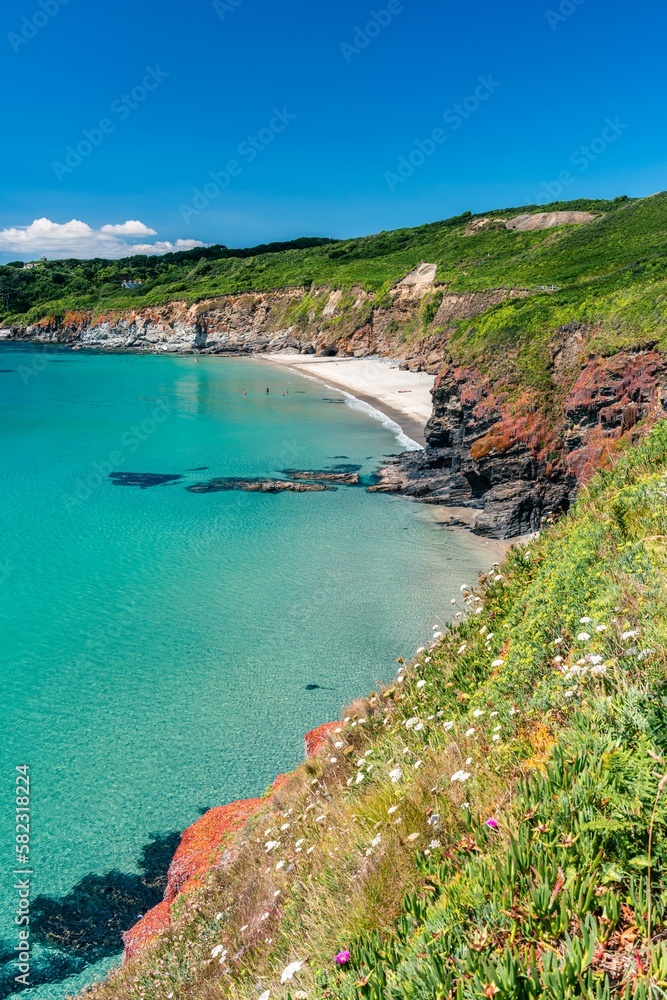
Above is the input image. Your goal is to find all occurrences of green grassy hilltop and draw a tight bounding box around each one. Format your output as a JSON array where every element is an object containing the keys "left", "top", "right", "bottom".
[{"left": 4, "top": 193, "right": 667, "bottom": 334}]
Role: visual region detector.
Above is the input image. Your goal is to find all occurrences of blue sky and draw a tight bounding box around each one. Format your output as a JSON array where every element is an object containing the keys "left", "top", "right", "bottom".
[{"left": 0, "top": 0, "right": 665, "bottom": 260}]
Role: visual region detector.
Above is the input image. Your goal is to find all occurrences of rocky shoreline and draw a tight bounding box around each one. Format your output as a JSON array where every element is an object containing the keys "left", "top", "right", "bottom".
[{"left": 4, "top": 276, "right": 667, "bottom": 539}]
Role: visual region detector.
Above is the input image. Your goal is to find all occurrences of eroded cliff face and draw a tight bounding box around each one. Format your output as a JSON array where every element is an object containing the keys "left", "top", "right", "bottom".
[
  {"left": 1, "top": 280, "right": 523, "bottom": 374},
  {"left": 373, "top": 350, "right": 667, "bottom": 537}
]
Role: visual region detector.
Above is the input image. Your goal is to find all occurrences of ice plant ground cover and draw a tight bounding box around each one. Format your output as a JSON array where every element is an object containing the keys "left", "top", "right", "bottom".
[{"left": 86, "top": 422, "right": 667, "bottom": 1000}]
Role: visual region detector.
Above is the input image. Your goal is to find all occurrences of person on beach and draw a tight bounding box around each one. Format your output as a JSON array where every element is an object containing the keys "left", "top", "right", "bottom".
[
  {"left": 266, "top": 387, "right": 270, "bottom": 394},
  {"left": 243, "top": 389, "right": 247, "bottom": 397}
]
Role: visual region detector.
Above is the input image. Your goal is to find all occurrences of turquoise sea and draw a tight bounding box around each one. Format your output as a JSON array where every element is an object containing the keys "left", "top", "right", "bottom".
[{"left": 0, "top": 344, "right": 489, "bottom": 998}]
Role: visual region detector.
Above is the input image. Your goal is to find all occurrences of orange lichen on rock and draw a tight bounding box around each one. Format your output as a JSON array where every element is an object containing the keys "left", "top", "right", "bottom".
[
  {"left": 121, "top": 743, "right": 320, "bottom": 963},
  {"left": 304, "top": 722, "right": 339, "bottom": 756},
  {"left": 165, "top": 797, "right": 265, "bottom": 902},
  {"left": 470, "top": 395, "right": 559, "bottom": 466},
  {"left": 122, "top": 899, "right": 172, "bottom": 962}
]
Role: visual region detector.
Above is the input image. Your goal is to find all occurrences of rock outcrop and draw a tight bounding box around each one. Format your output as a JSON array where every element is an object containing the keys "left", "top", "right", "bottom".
[{"left": 372, "top": 351, "right": 667, "bottom": 538}]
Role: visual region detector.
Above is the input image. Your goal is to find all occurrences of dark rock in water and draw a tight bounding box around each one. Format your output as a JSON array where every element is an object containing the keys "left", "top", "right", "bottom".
[
  {"left": 321, "top": 397, "right": 345, "bottom": 403},
  {"left": 109, "top": 472, "right": 183, "bottom": 489},
  {"left": 283, "top": 469, "right": 361, "bottom": 485},
  {"left": 0, "top": 369, "right": 14, "bottom": 373},
  {"left": 187, "top": 466, "right": 210, "bottom": 472},
  {"left": 332, "top": 455, "right": 349, "bottom": 459},
  {"left": 305, "top": 683, "right": 322, "bottom": 690},
  {"left": 186, "top": 477, "right": 335, "bottom": 494},
  {"left": 1, "top": 831, "right": 182, "bottom": 998}
]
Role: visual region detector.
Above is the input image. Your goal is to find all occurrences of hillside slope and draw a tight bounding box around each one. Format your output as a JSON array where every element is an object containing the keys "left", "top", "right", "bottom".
[{"left": 83, "top": 422, "right": 667, "bottom": 1000}]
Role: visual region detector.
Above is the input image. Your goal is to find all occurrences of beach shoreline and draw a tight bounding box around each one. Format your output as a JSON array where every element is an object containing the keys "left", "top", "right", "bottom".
[{"left": 260, "top": 353, "right": 435, "bottom": 447}]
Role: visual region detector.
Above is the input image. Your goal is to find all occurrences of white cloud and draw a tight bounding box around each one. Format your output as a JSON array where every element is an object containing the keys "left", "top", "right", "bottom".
[
  {"left": 100, "top": 220, "right": 157, "bottom": 236},
  {"left": 0, "top": 218, "right": 206, "bottom": 259}
]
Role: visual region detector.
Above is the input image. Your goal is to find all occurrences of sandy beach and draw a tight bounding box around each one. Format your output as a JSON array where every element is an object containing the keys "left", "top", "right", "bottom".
[{"left": 262, "top": 354, "right": 436, "bottom": 446}]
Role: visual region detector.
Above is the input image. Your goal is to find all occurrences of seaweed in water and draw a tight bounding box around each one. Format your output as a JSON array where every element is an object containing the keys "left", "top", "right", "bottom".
[
  {"left": 0, "top": 831, "right": 181, "bottom": 997},
  {"left": 108, "top": 472, "right": 183, "bottom": 489}
]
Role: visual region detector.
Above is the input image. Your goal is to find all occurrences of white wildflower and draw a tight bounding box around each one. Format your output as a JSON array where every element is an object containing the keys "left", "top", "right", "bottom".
[
  {"left": 388, "top": 805, "right": 399, "bottom": 814},
  {"left": 491, "top": 659, "right": 504, "bottom": 667},
  {"left": 389, "top": 767, "right": 403, "bottom": 783},
  {"left": 443, "top": 720, "right": 454, "bottom": 730},
  {"left": 281, "top": 960, "right": 305, "bottom": 983},
  {"left": 465, "top": 728, "right": 475, "bottom": 737},
  {"left": 211, "top": 945, "right": 227, "bottom": 960},
  {"left": 579, "top": 616, "right": 592, "bottom": 624},
  {"left": 577, "top": 632, "right": 591, "bottom": 642},
  {"left": 451, "top": 770, "right": 471, "bottom": 783},
  {"left": 473, "top": 709, "right": 484, "bottom": 718},
  {"left": 414, "top": 760, "right": 423, "bottom": 769},
  {"left": 622, "top": 629, "right": 639, "bottom": 640}
]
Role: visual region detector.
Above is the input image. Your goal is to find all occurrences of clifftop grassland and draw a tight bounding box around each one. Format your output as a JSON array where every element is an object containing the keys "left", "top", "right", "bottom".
[{"left": 86, "top": 422, "right": 667, "bottom": 1000}]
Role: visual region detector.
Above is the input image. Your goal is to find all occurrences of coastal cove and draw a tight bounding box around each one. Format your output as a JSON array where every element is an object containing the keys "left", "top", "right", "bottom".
[{"left": 0, "top": 344, "right": 495, "bottom": 1000}]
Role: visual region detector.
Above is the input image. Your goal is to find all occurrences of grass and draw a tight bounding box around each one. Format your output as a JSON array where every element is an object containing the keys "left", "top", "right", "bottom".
[{"left": 86, "top": 421, "right": 667, "bottom": 1000}]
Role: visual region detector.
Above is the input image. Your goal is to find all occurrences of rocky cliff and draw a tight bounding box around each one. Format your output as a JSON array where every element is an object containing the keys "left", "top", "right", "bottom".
[
  {"left": 0, "top": 273, "right": 524, "bottom": 374},
  {"left": 372, "top": 350, "right": 667, "bottom": 537}
]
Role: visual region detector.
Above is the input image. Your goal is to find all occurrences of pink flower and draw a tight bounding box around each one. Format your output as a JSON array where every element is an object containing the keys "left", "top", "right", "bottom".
[
  {"left": 335, "top": 950, "right": 351, "bottom": 966},
  {"left": 485, "top": 818, "right": 499, "bottom": 830}
]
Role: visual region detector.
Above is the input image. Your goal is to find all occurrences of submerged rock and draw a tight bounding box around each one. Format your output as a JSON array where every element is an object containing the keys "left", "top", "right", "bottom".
[
  {"left": 186, "top": 477, "right": 335, "bottom": 494},
  {"left": 283, "top": 469, "right": 361, "bottom": 485},
  {"left": 109, "top": 472, "right": 183, "bottom": 488}
]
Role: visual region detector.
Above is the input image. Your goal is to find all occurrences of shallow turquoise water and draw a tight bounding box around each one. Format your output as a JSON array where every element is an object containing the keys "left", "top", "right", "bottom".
[{"left": 0, "top": 344, "right": 488, "bottom": 998}]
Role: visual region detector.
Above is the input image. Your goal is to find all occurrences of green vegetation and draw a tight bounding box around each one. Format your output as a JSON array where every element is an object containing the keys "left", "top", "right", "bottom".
[
  {"left": 89, "top": 422, "right": 667, "bottom": 1000},
  {"left": 1, "top": 194, "right": 654, "bottom": 328}
]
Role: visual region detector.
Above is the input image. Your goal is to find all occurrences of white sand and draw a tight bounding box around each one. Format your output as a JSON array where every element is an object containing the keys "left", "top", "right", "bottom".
[{"left": 262, "top": 354, "right": 435, "bottom": 444}]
